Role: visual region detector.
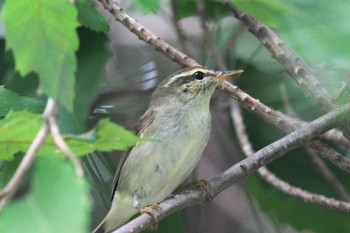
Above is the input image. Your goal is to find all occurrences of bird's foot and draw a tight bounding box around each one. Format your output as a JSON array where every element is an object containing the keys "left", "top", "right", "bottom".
[
  {"left": 194, "top": 179, "right": 215, "bottom": 204},
  {"left": 173, "top": 179, "right": 214, "bottom": 204},
  {"left": 140, "top": 204, "right": 161, "bottom": 230}
]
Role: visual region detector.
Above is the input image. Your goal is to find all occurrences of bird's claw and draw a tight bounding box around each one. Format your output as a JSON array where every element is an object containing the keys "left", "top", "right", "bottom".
[
  {"left": 140, "top": 204, "right": 161, "bottom": 230},
  {"left": 194, "top": 179, "right": 215, "bottom": 204}
]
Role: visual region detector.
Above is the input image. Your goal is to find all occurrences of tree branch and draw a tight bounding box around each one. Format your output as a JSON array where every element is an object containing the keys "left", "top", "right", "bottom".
[
  {"left": 97, "top": 0, "right": 199, "bottom": 67},
  {"left": 47, "top": 99, "right": 84, "bottom": 177},
  {"left": 113, "top": 103, "right": 350, "bottom": 233},
  {"left": 224, "top": 1, "right": 350, "bottom": 141},
  {"left": 0, "top": 100, "right": 55, "bottom": 211},
  {"left": 94, "top": 2, "right": 350, "bottom": 231},
  {"left": 305, "top": 148, "right": 350, "bottom": 201},
  {"left": 0, "top": 98, "right": 84, "bottom": 211},
  {"left": 223, "top": 1, "right": 334, "bottom": 111}
]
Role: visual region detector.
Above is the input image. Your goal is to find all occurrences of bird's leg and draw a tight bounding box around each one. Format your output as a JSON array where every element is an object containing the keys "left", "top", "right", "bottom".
[
  {"left": 140, "top": 204, "right": 161, "bottom": 230},
  {"left": 195, "top": 179, "right": 215, "bottom": 204},
  {"left": 133, "top": 195, "right": 161, "bottom": 229},
  {"left": 173, "top": 179, "right": 214, "bottom": 204}
]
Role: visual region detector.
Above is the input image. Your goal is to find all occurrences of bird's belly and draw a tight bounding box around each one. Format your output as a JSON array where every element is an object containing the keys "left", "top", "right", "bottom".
[{"left": 117, "top": 117, "right": 211, "bottom": 207}]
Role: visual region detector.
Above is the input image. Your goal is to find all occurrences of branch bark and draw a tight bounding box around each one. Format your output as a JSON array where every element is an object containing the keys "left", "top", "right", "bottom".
[
  {"left": 97, "top": 1, "right": 350, "bottom": 173},
  {"left": 113, "top": 103, "right": 350, "bottom": 233}
]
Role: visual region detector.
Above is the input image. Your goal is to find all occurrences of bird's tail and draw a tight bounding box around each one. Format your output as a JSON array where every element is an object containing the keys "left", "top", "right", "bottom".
[
  {"left": 92, "top": 217, "right": 106, "bottom": 233},
  {"left": 93, "top": 197, "right": 138, "bottom": 233}
]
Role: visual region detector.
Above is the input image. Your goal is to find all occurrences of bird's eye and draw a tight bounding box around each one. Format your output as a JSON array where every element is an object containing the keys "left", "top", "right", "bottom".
[{"left": 192, "top": 71, "right": 204, "bottom": 80}]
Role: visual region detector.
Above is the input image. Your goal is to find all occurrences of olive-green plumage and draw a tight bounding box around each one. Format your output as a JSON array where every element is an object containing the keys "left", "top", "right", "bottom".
[{"left": 94, "top": 67, "right": 242, "bottom": 233}]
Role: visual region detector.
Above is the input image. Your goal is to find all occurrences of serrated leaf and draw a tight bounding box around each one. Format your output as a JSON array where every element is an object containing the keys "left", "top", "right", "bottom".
[
  {"left": 76, "top": 0, "right": 109, "bottom": 32},
  {"left": 0, "top": 155, "right": 91, "bottom": 233},
  {"left": 0, "top": 111, "right": 138, "bottom": 161},
  {"left": 2, "top": 0, "right": 79, "bottom": 111},
  {"left": 0, "top": 111, "right": 42, "bottom": 160},
  {"left": 0, "top": 86, "right": 45, "bottom": 116},
  {"left": 65, "top": 118, "right": 139, "bottom": 156}
]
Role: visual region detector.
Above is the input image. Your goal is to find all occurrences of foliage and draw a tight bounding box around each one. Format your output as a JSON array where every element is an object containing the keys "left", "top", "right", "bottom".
[
  {"left": 0, "top": 0, "right": 135, "bottom": 232},
  {"left": 2, "top": 0, "right": 79, "bottom": 111},
  {"left": 0, "top": 111, "right": 139, "bottom": 161},
  {"left": 1, "top": 0, "right": 350, "bottom": 233},
  {"left": 0, "top": 156, "right": 91, "bottom": 233},
  {"left": 0, "top": 86, "right": 44, "bottom": 116}
]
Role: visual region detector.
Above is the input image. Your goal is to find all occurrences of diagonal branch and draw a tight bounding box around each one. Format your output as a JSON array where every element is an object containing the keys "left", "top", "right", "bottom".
[
  {"left": 224, "top": 2, "right": 350, "bottom": 141},
  {"left": 0, "top": 98, "right": 83, "bottom": 211},
  {"left": 305, "top": 148, "right": 350, "bottom": 201},
  {"left": 95, "top": 2, "right": 350, "bottom": 232},
  {"left": 223, "top": 1, "right": 334, "bottom": 111},
  {"left": 98, "top": 0, "right": 199, "bottom": 67},
  {"left": 46, "top": 99, "right": 84, "bottom": 177},
  {"left": 0, "top": 100, "right": 55, "bottom": 211},
  {"left": 113, "top": 103, "right": 350, "bottom": 233},
  {"left": 98, "top": 0, "right": 350, "bottom": 184}
]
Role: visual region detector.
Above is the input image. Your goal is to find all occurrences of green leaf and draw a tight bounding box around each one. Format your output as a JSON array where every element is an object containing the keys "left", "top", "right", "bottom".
[
  {"left": 0, "top": 86, "right": 45, "bottom": 116},
  {"left": 58, "top": 28, "right": 109, "bottom": 134},
  {"left": 76, "top": 0, "right": 109, "bottom": 32},
  {"left": 0, "top": 111, "right": 139, "bottom": 161},
  {"left": 277, "top": 0, "right": 350, "bottom": 67},
  {"left": 134, "top": 0, "right": 161, "bottom": 13},
  {"left": 0, "top": 155, "right": 91, "bottom": 233},
  {"left": 2, "top": 0, "right": 79, "bottom": 111},
  {"left": 231, "top": 0, "right": 295, "bottom": 28},
  {"left": 0, "top": 111, "right": 42, "bottom": 160},
  {"left": 65, "top": 118, "right": 139, "bottom": 156}
]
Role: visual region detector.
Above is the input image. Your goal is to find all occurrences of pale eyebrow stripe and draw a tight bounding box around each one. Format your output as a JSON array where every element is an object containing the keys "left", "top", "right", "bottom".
[{"left": 164, "top": 68, "right": 215, "bottom": 88}]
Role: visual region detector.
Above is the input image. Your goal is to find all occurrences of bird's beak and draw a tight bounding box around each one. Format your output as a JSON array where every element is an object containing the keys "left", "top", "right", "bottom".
[{"left": 216, "top": 70, "right": 244, "bottom": 81}]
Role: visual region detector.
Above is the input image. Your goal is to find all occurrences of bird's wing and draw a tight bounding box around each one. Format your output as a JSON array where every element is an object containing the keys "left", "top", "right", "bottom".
[{"left": 110, "top": 107, "right": 157, "bottom": 201}]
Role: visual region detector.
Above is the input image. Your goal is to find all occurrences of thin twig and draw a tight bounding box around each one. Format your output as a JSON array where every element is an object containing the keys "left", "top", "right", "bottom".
[
  {"left": 113, "top": 103, "right": 350, "bottom": 233},
  {"left": 210, "top": 103, "right": 350, "bottom": 195},
  {"left": 305, "top": 148, "right": 350, "bottom": 201},
  {"left": 321, "top": 129, "right": 350, "bottom": 149},
  {"left": 0, "top": 100, "right": 55, "bottom": 211},
  {"left": 224, "top": 1, "right": 350, "bottom": 141},
  {"left": 220, "top": 82, "right": 350, "bottom": 173},
  {"left": 100, "top": 2, "right": 350, "bottom": 168},
  {"left": 46, "top": 99, "right": 84, "bottom": 177},
  {"left": 224, "top": 1, "right": 334, "bottom": 111},
  {"left": 99, "top": 0, "right": 350, "bottom": 187},
  {"left": 279, "top": 83, "right": 350, "bottom": 201},
  {"left": 0, "top": 98, "right": 84, "bottom": 211},
  {"left": 231, "top": 100, "right": 350, "bottom": 205},
  {"left": 95, "top": 2, "right": 350, "bottom": 231},
  {"left": 257, "top": 168, "right": 350, "bottom": 208},
  {"left": 97, "top": 0, "right": 199, "bottom": 67}
]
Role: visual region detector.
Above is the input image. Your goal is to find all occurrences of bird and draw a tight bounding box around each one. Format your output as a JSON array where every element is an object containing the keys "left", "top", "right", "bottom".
[{"left": 93, "top": 66, "right": 243, "bottom": 232}]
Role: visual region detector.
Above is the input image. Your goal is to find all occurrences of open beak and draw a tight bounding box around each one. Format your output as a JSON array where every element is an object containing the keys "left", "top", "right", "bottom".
[{"left": 216, "top": 70, "right": 244, "bottom": 81}]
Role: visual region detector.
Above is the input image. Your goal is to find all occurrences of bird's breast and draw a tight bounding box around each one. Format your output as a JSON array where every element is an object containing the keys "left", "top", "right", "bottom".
[{"left": 117, "top": 104, "right": 212, "bottom": 207}]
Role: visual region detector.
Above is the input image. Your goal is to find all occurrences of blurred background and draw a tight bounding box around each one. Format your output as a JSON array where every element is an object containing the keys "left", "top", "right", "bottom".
[
  {"left": 85, "top": 1, "right": 350, "bottom": 233},
  {"left": 1, "top": 0, "right": 350, "bottom": 232}
]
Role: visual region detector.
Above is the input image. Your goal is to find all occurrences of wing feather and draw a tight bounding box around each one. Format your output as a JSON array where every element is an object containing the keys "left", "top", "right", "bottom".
[{"left": 110, "top": 107, "right": 156, "bottom": 201}]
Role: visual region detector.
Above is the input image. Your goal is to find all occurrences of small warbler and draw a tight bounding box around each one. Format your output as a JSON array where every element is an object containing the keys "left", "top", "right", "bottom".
[{"left": 94, "top": 67, "right": 243, "bottom": 232}]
